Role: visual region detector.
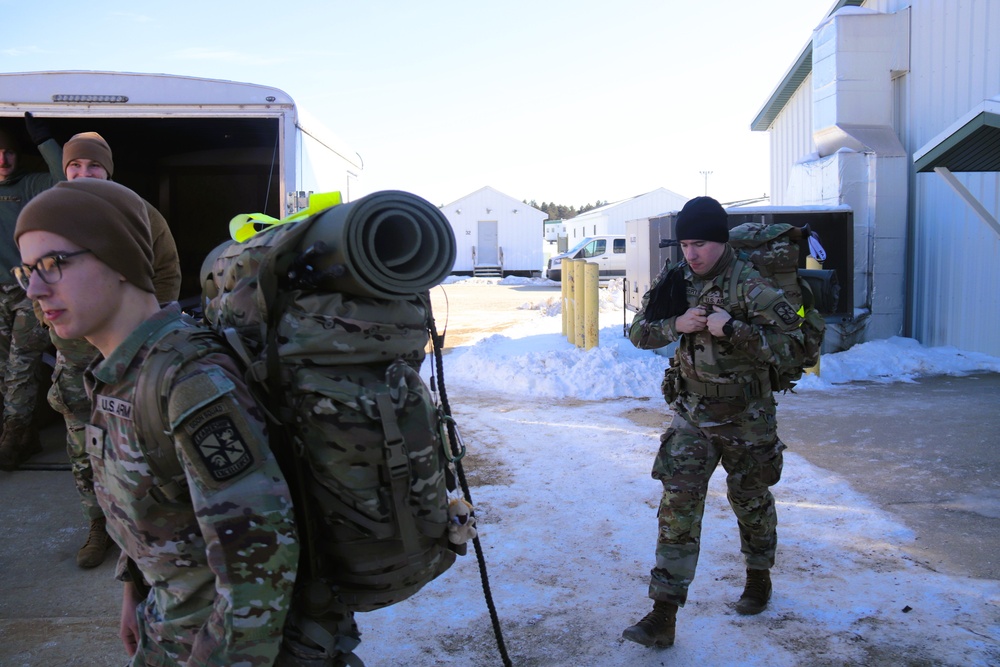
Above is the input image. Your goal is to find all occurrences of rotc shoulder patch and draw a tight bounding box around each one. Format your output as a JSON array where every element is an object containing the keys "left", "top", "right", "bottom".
[
  {"left": 774, "top": 301, "right": 800, "bottom": 326},
  {"left": 190, "top": 415, "right": 255, "bottom": 482}
]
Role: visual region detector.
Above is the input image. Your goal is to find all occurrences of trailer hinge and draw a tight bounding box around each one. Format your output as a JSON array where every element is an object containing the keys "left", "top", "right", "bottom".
[{"left": 287, "top": 190, "right": 313, "bottom": 216}]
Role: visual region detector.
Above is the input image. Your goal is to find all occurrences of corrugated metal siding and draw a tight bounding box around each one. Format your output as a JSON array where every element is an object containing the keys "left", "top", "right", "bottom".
[
  {"left": 906, "top": 0, "right": 1000, "bottom": 355},
  {"left": 765, "top": 0, "right": 1000, "bottom": 355},
  {"left": 768, "top": 76, "right": 815, "bottom": 206}
]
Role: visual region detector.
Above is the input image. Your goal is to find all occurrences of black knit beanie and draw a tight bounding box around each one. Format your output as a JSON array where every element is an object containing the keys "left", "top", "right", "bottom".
[
  {"left": 675, "top": 196, "right": 729, "bottom": 243},
  {"left": 14, "top": 179, "right": 154, "bottom": 293}
]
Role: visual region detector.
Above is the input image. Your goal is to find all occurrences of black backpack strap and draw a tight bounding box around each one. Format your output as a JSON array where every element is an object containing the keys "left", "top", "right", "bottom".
[{"left": 374, "top": 389, "right": 421, "bottom": 553}]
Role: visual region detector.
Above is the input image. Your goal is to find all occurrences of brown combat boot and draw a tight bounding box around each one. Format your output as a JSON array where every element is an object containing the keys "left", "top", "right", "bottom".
[
  {"left": 622, "top": 600, "right": 678, "bottom": 647},
  {"left": 77, "top": 517, "right": 112, "bottom": 568},
  {"left": 735, "top": 568, "right": 772, "bottom": 615},
  {"left": 0, "top": 419, "right": 42, "bottom": 471}
]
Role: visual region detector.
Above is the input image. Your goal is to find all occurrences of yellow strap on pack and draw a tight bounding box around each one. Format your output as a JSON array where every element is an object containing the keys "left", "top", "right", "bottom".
[
  {"left": 797, "top": 304, "right": 806, "bottom": 327},
  {"left": 228, "top": 191, "right": 344, "bottom": 242}
]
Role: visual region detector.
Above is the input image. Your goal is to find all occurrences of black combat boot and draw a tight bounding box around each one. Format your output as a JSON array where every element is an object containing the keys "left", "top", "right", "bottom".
[
  {"left": 0, "top": 418, "right": 42, "bottom": 471},
  {"left": 622, "top": 600, "right": 678, "bottom": 647},
  {"left": 735, "top": 568, "right": 772, "bottom": 615}
]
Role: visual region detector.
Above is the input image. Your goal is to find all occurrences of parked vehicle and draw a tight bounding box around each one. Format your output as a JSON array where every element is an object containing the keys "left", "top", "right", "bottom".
[
  {"left": 0, "top": 70, "right": 363, "bottom": 299},
  {"left": 545, "top": 235, "right": 626, "bottom": 282}
]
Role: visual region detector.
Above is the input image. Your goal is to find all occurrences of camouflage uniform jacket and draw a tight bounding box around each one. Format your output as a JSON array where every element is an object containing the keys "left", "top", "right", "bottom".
[
  {"left": 0, "top": 139, "right": 63, "bottom": 283},
  {"left": 84, "top": 303, "right": 299, "bottom": 666},
  {"left": 629, "top": 246, "right": 805, "bottom": 426}
]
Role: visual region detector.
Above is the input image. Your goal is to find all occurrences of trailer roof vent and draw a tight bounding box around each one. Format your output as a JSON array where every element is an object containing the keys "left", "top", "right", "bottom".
[{"left": 52, "top": 94, "right": 129, "bottom": 104}]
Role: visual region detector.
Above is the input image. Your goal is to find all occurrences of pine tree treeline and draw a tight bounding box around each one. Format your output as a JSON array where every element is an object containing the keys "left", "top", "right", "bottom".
[{"left": 524, "top": 200, "right": 609, "bottom": 221}]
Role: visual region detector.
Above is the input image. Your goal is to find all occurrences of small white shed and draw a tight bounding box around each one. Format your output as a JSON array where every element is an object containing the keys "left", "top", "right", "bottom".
[
  {"left": 441, "top": 186, "right": 546, "bottom": 277},
  {"left": 565, "top": 188, "right": 689, "bottom": 244}
]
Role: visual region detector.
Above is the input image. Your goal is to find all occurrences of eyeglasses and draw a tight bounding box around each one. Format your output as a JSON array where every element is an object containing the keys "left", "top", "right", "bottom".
[{"left": 11, "top": 250, "right": 92, "bottom": 291}]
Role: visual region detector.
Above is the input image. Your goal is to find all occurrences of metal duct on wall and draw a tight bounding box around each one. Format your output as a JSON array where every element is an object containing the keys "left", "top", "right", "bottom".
[{"left": 811, "top": 7, "right": 909, "bottom": 158}]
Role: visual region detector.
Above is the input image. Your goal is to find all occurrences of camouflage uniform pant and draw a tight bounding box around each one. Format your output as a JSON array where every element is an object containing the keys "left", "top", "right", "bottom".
[
  {"left": 648, "top": 408, "right": 786, "bottom": 606},
  {"left": 0, "top": 284, "right": 50, "bottom": 423},
  {"left": 47, "top": 333, "right": 103, "bottom": 521}
]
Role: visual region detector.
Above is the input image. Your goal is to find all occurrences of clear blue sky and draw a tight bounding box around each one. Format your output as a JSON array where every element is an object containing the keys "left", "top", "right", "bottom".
[{"left": 2, "top": 0, "right": 837, "bottom": 208}]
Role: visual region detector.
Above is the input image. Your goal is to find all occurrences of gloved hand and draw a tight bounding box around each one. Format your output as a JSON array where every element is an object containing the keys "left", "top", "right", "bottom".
[
  {"left": 24, "top": 112, "right": 53, "bottom": 145},
  {"left": 643, "top": 263, "right": 689, "bottom": 322}
]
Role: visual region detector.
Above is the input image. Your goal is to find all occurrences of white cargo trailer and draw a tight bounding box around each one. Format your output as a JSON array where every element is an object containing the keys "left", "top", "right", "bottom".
[{"left": 0, "top": 70, "right": 363, "bottom": 298}]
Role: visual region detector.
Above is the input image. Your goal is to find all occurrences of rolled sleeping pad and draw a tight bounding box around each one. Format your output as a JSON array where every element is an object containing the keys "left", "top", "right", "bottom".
[{"left": 297, "top": 190, "right": 457, "bottom": 299}]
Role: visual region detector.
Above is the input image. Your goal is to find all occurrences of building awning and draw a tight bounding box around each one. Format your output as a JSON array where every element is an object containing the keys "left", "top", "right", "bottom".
[{"left": 914, "top": 97, "right": 1000, "bottom": 173}]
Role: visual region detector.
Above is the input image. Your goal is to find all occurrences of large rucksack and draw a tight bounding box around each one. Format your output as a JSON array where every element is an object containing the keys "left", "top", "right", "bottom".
[
  {"left": 727, "top": 222, "right": 828, "bottom": 391},
  {"left": 133, "top": 190, "right": 467, "bottom": 621}
]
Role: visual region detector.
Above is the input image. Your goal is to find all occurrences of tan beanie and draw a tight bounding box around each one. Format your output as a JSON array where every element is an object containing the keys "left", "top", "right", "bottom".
[
  {"left": 63, "top": 132, "right": 115, "bottom": 177},
  {"left": 15, "top": 179, "right": 154, "bottom": 293}
]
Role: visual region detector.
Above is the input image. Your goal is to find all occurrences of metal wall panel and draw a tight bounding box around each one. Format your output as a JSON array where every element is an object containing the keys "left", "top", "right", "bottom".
[
  {"left": 905, "top": 0, "right": 1000, "bottom": 355},
  {"left": 766, "top": 0, "right": 1000, "bottom": 355},
  {"left": 768, "top": 75, "right": 816, "bottom": 206}
]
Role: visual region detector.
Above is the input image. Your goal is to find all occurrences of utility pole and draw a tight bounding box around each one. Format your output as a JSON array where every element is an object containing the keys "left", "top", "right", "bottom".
[{"left": 699, "top": 170, "right": 712, "bottom": 196}]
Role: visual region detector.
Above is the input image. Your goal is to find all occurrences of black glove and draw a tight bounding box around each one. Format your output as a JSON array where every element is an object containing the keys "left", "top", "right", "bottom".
[
  {"left": 643, "top": 263, "right": 689, "bottom": 322},
  {"left": 24, "top": 112, "right": 53, "bottom": 145}
]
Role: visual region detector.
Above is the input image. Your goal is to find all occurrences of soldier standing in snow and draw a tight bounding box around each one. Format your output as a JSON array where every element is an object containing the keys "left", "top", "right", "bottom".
[{"left": 623, "top": 196, "right": 806, "bottom": 648}]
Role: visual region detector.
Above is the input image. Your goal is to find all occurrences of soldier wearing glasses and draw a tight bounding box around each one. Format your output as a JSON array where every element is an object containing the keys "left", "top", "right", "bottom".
[{"left": 13, "top": 178, "right": 298, "bottom": 666}]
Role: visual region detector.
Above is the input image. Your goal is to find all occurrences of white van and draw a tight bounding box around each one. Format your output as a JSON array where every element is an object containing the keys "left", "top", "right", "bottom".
[{"left": 545, "top": 235, "right": 626, "bottom": 282}]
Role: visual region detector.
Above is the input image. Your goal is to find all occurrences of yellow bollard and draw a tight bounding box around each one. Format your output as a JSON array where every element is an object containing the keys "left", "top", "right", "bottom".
[
  {"left": 573, "top": 260, "right": 586, "bottom": 348},
  {"left": 584, "top": 262, "right": 599, "bottom": 349},
  {"left": 804, "top": 257, "right": 821, "bottom": 376},
  {"left": 560, "top": 258, "right": 569, "bottom": 337},
  {"left": 565, "top": 260, "right": 576, "bottom": 344},
  {"left": 805, "top": 354, "right": 821, "bottom": 376}
]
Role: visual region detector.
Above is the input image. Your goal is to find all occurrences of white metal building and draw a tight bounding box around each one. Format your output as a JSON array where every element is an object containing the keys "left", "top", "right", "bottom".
[
  {"left": 753, "top": 0, "right": 1000, "bottom": 356},
  {"left": 565, "top": 188, "right": 689, "bottom": 244},
  {"left": 441, "top": 186, "right": 547, "bottom": 277}
]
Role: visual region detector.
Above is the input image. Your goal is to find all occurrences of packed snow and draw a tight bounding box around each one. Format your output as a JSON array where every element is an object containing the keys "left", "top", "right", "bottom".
[{"left": 355, "top": 277, "right": 1000, "bottom": 666}]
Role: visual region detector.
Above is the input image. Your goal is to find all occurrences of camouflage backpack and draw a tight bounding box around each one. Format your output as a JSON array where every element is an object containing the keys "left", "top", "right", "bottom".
[
  {"left": 133, "top": 190, "right": 466, "bottom": 620},
  {"left": 727, "top": 221, "right": 827, "bottom": 391}
]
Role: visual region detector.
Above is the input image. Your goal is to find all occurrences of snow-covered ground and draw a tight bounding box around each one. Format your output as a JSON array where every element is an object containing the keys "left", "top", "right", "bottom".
[{"left": 355, "top": 277, "right": 1000, "bottom": 666}]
